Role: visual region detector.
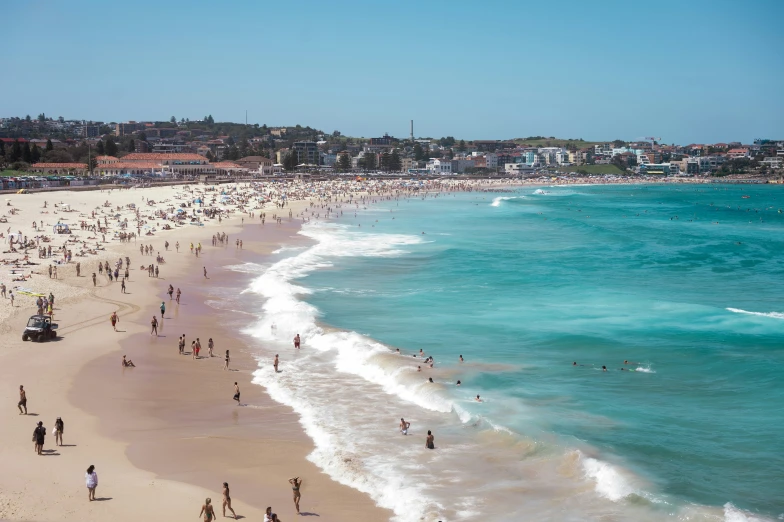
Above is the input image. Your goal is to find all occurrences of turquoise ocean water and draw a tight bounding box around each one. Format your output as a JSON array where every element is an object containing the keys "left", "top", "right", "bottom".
[{"left": 238, "top": 184, "right": 783, "bottom": 521}]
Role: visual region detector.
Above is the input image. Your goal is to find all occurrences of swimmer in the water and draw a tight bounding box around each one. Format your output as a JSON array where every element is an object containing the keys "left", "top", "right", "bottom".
[
  {"left": 456, "top": 380, "right": 461, "bottom": 386},
  {"left": 602, "top": 366, "right": 607, "bottom": 371},
  {"left": 475, "top": 395, "right": 482, "bottom": 402},
  {"left": 428, "top": 377, "right": 434, "bottom": 383},
  {"left": 417, "top": 366, "right": 421, "bottom": 372},
  {"left": 459, "top": 355, "right": 464, "bottom": 362}
]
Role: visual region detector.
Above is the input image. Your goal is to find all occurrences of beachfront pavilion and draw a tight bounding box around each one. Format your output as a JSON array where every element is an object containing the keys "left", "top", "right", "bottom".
[
  {"left": 121, "top": 153, "right": 216, "bottom": 178},
  {"left": 211, "top": 161, "right": 249, "bottom": 177},
  {"left": 29, "top": 163, "right": 89, "bottom": 176}
]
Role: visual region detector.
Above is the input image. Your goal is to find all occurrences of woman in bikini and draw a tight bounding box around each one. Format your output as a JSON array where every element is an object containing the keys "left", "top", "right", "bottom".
[
  {"left": 288, "top": 476, "right": 302, "bottom": 514},
  {"left": 222, "top": 482, "right": 237, "bottom": 519},
  {"left": 199, "top": 498, "right": 216, "bottom": 522}
]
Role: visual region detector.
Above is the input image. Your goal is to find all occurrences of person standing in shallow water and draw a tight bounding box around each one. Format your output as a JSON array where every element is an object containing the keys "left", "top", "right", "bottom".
[{"left": 426, "top": 430, "right": 435, "bottom": 449}]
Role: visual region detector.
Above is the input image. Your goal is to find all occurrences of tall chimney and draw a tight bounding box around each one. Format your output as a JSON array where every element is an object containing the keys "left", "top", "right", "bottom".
[{"left": 410, "top": 120, "right": 414, "bottom": 142}]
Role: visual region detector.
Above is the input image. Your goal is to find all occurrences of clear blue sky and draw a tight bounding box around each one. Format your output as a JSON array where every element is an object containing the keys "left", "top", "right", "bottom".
[{"left": 3, "top": 0, "right": 782, "bottom": 144}]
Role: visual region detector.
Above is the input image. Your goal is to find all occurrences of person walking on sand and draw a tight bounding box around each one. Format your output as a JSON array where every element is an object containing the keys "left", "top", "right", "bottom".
[
  {"left": 199, "top": 498, "right": 217, "bottom": 521},
  {"left": 168, "top": 284, "right": 174, "bottom": 300},
  {"left": 176, "top": 288, "right": 181, "bottom": 304},
  {"left": 224, "top": 350, "right": 230, "bottom": 370},
  {"left": 203, "top": 266, "right": 208, "bottom": 278},
  {"left": 233, "top": 382, "right": 240, "bottom": 405},
  {"left": 18, "top": 385, "right": 27, "bottom": 415},
  {"left": 85, "top": 465, "right": 98, "bottom": 501},
  {"left": 274, "top": 354, "right": 279, "bottom": 373},
  {"left": 289, "top": 477, "right": 302, "bottom": 514},
  {"left": 222, "top": 482, "right": 237, "bottom": 519},
  {"left": 33, "top": 421, "right": 46, "bottom": 455},
  {"left": 150, "top": 316, "right": 158, "bottom": 336},
  {"left": 160, "top": 301, "right": 166, "bottom": 319},
  {"left": 426, "top": 430, "right": 435, "bottom": 449},
  {"left": 208, "top": 338, "right": 214, "bottom": 357},
  {"left": 54, "top": 417, "right": 64, "bottom": 446},
  {"left": 121, "top": 278, "right": 126, "bottom": 293},
  {"left": 110, "top": 311, "right": 118, "bottom": 331},
  {"left": 92, "top": 273, "right": 97, "bottom": 286}
]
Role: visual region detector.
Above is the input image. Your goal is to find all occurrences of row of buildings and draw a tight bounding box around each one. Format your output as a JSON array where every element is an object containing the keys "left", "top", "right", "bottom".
[{"left": 28, "top": 153, "right": 283, "bottom": 178}]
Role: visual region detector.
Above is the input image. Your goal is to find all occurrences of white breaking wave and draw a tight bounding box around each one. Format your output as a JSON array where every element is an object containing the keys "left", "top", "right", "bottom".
[
  {"left": 726, "top": 308, "right": 784, "bottom": 320},
  {"left": 243, "top": 221, "right": 466, "bottom": 521},
  {"left": 490, "top": 196, "right": 523, "bottom": 207},
  {"left": 580, "top": 453, "right": 637, "bottom": 501},
  {"left": 271, "top": 245, "right": 307, "bottom": 254},
  {"left": 723, "top": 502, "right": 773, "bottom": 522}
]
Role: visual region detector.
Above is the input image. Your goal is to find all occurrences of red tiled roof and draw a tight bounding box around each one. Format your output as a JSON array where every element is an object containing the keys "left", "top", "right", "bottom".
[
  {"left": 31, "top": 163, "right": 88, "bottom": 169},
  {"left": 96, "top": 162, "right": 164, "bottom": 170},
  {"left": 122, "top": 153, "right": 205, "bottom": 161},
  {"left": 0, "top": 137, "right": 28, "bottom": 143}
]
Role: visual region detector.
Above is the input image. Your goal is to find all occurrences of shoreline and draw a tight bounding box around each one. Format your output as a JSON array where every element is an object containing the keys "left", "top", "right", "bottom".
[
  {"left": 2, "top": 179, "right": 765, "bottom": 521},
  {"left": 0, "top": 183, "right": 401, "bottom": 520}
]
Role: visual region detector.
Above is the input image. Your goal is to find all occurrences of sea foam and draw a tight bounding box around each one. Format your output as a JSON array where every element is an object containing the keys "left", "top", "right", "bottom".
[{"left": 726, "top": 308, "right": 784, "bottom": 320}]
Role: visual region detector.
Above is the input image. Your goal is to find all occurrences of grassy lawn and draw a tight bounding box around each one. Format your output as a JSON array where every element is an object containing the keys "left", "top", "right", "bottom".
[
  {"left": 560, "top": 164, "right": 626, "bottom": 175},
  {"left": 0, "top": 170, "right": 30, "bottom": 177}
]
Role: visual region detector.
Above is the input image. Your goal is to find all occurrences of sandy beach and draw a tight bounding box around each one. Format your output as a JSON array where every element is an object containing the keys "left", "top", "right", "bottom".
[
  {"left": 0, "top": 183, "right": 397, "bottom": 521},
  {"left": 0, "top": 176, "right": 737, "bottom": 521}
]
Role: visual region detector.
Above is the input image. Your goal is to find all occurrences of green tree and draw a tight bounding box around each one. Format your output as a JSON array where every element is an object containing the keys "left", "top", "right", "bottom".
[
  {"left": 38, "top": 113, "right": 46, "bottom": 122},
  {"left": 170, "top": 116, "right": 176, "bottom": 123},
  {"left": 11, "top": 140, "right": 22, "bottom": 162},
  {"left": 379, "top": 151, "right": 391, "bottom": 171},
  {"left": 128, "top": 139, "right": 136, "bottom": 152},
  {"left": 414, "top": 143, "right": 424, "bottom": 161},
  {"left": 361, "top": 153, "right": 377, "bottom": 171},
  {"left": 389, "top": 149, "right": 402, "bottom": 172},
  {"left": 22, "top": 142, "right": 33, "bottom": 163},
  {"left": 228, "top": 145, "right": 240, "bottom": 161},
  {"left": 45, "top": 138, "right": 53, "bottom": 151},
  {"left": 105, "top": 137, "right": 118, "bottom": 157},
  {"left": 458, "top": 140, "right": 466, "bottom": 152},
  {"left": 31, "top": 144, "right": 41, "bottom": 163},
  {"left": 337, "top": 153, "right": 351, "bottom": 172},
  {"left": 25, "top": 115, "right": 32, "bottom": 122},
  {"left": 138, "top": 131, "right": 147, "bottom": 142},
  {"left": 206, "top": 150, "right": 215, "bottom": 162},
  {"left": 44, "top": 150, "right": 72, "bottom": 163},
  {"left": 96, "top": 140, "right": 105, "bottom": 155}
]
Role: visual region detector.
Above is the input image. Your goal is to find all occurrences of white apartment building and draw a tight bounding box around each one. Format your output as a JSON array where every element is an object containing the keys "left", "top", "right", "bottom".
[
  {"left": 485, "top": 153, "right": 498, "bottom": 170},
  {"left": 426, "top": 158, "right": 452, "bottom": 175}
]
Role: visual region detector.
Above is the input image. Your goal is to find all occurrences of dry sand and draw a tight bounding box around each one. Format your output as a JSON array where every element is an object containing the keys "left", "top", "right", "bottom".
[{"left": 0, "top": 185, "right": 390, "bottom": 521}]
